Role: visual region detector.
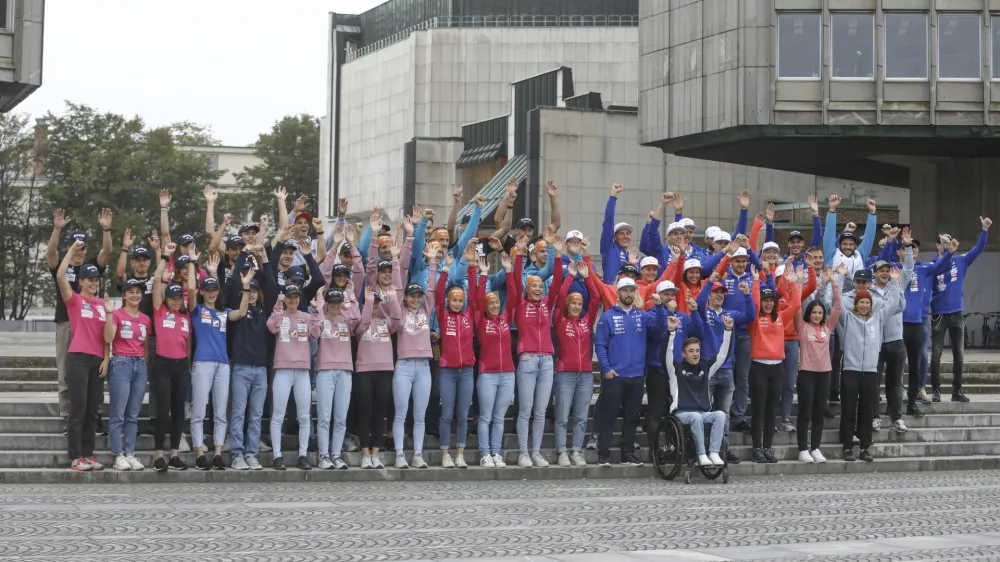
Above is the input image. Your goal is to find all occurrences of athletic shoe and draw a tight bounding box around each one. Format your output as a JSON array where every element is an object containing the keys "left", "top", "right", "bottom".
[
  {"left": 634, "top": 441, "right": 641, "bottom": 451},
  {"left": 597, "top": 452, "right": 611, "bottom": 467},
  {"left": 395, "top": 453, "right": 409, "bottom": 469},
  {"left": 178, "top": 434, "right": 191, "bottom": 453},
  {"left": 531, "top": 452, "right": 549, "bottom": 467},
  {"left": 697, "top": 454, "right": 712, "bottom": 467},
  {"left": 917, "top": 389, "right": 931, "bottom": 403},
  {"left": 360, "top": 454, "right": 373, "bottom": 469},
  {"left": 297, "top": 456, "right": 311, "bottom": 471},
  {"left": 62, "top": 424, "right": 68, "bottom": 436},
  {"left": 517, "top": 453, "right": 532, "bottom": 467},
  {"left": 454, "top": 454, "right": 468, "bottom": 469},
  {"left": 932, "top": 390, "right": 941, "bottom": 403},
  {"left": 557, "top": 452, "right": 571, "bottom": 467},
  {"left": 258, "top": 440, "right": 272, "bottom": 453},
  {"left": 113, "top": 454, "right": 132, "bottom": 471},
  {"left": 906, "top": 404, "right": 925, "bottom": 417},
  {"left": 732, "top": 420, "right": 751, "bottom": 432},
  {"left": 952, "top": 392, "right": 970, "bottom": 403},
  {"left": 570, "top": 451, "right": 587, "bottom": 467},
  {"left": 843, "top": 448, "right": 856, "bottom": 462},
  {"left": 859, "top": 448, "right": 874, "bottom": 462},
  {"left": 343, "top": 435, "right": 359, "bottom": 452},
  {"left": 318, "top": 454, "right": 334, "bottom": 469},
  {"left": 245, "top": 454, "right": 263, "bottom": 471},
  {"left": 853, "top": 434, "right": 861, "bottom": 444},
  {"left": 87, "top": 456, "right": 104, "bottom": 471},
  {"left": 492, "top": 453, "right": 506, "bottom": 468},
  {"left": 778, "top": 419, "right": 796, "bottom": 433},
  {"left": 441, "top": 453, "right": 455, "bottom": 468},
  {"left": 829, "top": 393, "right": 841, "bottom": 403},
  {"left": 621, "top": 453, "right": 643, "bottom": 466},
  {"left": 798, "top": 450, "right": 814, "bottom": 463},
  {"left": 167, "top": 456, "right": 186, "bottom": 471},
  {"left": 891, "top": 419, "right": 908, "bottom": 433},
  {"left": 272, "top": 457, "right": 286, "bottom": 471},
  {"left": 751, "top": 448, "right": 767, "bottom": 464},
  {"left": 411, "top": 454, "right": 428, "bottom": 469},
  {"left": 370, "top": 455, "right": 385, "bottom": 469},
  {"left": 125, "top": 455, "right": 145, "bottom": 471},
  {"left": 480, "top": 454, "right": 495, "bottom": 468},
  {"left": 708, "top": 452, "right": 724, "bottom": 466},
  {"left": 153, "top": 456, "right": 168, "bottom": 472},
  {"left": 810, "top": 449, "right": 827, "bottom": 463},
  {"left": 585, "top": 435, "right": 598, "bottom": 450},
  {"left": 872, "top": 417, "right": 882, "bottom": 431},
  {"left": 231, "top": 455, "right": 249, "bottom": 470},
  {"left": 725, "top": 450, "right": 741, "bottom": 464},
  {"left": 71, "top": 457, "right": 92, "bottom": 471},
  {"left": 763, "top": 448, "right": 778, "bottom": 463},
  {"left": 195, "top": 454, "right": 211, "bottom": 471},
  {"left": 212, "top": 455, "right": 226, "bottom": 470},
  {"left": 332, "top": 456, "right": 348, "bottom": 470}
]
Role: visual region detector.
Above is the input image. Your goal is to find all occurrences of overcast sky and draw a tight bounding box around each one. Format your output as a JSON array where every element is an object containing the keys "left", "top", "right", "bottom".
[{"left": 18, "top": 0, "right": 384, "bottom": 146}]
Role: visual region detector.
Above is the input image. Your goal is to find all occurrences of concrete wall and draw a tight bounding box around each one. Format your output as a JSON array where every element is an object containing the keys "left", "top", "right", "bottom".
[{"left": 413, "top": 138, "right": 463, "bottom": 215}]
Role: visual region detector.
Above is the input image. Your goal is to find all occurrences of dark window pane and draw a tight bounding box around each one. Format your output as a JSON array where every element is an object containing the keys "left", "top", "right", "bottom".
[
  {"left": 831, "top": 13, "right": 874, "bottom": 78},
  {"left": 992, "top": 15, "right": 1000, "bottom": 79},
  {"left": 939, "top": 14, "right": 980, "bottom": 79},
  {"left": 778, "top": 12, "right": 821, "bottom": 78},
  {"left": 885, "top": 13, "right": 927, "bottom": 79}
]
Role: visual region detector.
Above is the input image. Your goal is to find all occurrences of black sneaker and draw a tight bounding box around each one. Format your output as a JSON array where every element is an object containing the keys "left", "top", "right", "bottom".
[
  {"left": 843, "top": 448, "right": 856, "bottom": 462},
  {"left": 951, "top": 391, "right": 970, "bottom": 403},
  {"left": 859, "top": 448, "right": 874, "bottom": 463},
  {"left": 168, "top": 456, "right": 187, "bottom": 471},
  {"left": 62, "top": 424, "right": 68, "bottom": 436},
  {"left": 932, "top": 389, "right": 941, "bottom": 403},
  {"left": 732, "top": 420, "right": 751, "bottom": 432},
  {"left": 297, "top": 456, "right": 311, "bottom": 470},
  {"left": 725, "top": 450, "right": 741, "bottom": 464},
  {"left": 763, "top": 448, "right": 778, "bottom": 463},
  {"left": 621, "top": 453, "right": 642, "bottom": 466},
  {"left": 598, "top": 452, "right": 611, "bottom": 467},
  {"left": 906, "top": 403, "right": 925, "bottom": 417},
  {"left": 212, "top": 455, "right": 226, "bottom": 470},
  {"left": 273, "top": 457, "right": 286, "bottom": 471},
  {"left": 752, "top": 448, "right": 767, "bottom": 464},
  {"left": 153, "top": 456, "right": 168, "bottom": 472},
  {"left": 195, "top": 454, "right": 210, "bottom": 471}
]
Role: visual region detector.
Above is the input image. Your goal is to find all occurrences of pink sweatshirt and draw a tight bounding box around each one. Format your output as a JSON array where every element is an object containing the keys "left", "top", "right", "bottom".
[
  {"left": 396, "top": 260, "right": 437, "bottom": 360},
  {"left": 267, "top": 296, "right": 313, "bottom": 370},
  {"left": 794, "top": 282, "right": 842, "bottom": 372},
  {"left": 310, "top": 301, "right": 371, "bottom": 371},
  {"left": 354, "top": 292, "right": 401, "bottom": 372}
]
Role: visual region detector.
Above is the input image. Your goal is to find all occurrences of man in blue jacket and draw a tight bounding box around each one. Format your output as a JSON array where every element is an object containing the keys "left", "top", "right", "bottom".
[
  {"left": 595, "top": 279, "right": 666, "bottom": 467},
  {"left": 600, "top": 183, "right": 631, "bottom": 281},
  {"left": 930, "top": 216, "right": 992, "bottom": 403}
]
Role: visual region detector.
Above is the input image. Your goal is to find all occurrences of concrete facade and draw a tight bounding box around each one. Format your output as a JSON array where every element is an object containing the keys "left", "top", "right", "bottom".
[
  {"left": 0, "top": 0, "right": 44, "bottom": 112},
  {"left": 178, "top": 145, "right": 262, "bottom": 191}
]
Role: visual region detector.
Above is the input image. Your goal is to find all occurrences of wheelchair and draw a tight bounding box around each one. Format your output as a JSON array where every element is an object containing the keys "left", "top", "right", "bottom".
[{"left": 651, "top": 413, "right": 730, "bottom": 484}]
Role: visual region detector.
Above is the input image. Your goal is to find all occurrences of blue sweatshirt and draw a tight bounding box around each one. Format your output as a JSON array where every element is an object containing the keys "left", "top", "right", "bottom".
[
  {"left": 192, "top": 304, "right": 231, "bottom": 364},
  {"left": 931, "top": 230, "right": 987, "bottom": 315},
  {"left": 888, "top": 245, "right": 951, "bottom": 323},
  {"left": 783, "top": 214, "right": 823, "bottom": 270},
  {"left": 595, "top": 304, "right": 667, "bottom": 378},
  {"left": 647, "top": 310, "right": 701, "bottom": 370},
  {"left": 695, "top": 281, "right": 754, "bottom": 369},
  {"left": 600, "top": 196, "right": 630, "bottom": 281},
  {"left": 411, "top": 204, "right": 482, "bottom": 288},
  {"left": 719, "top": 253, "right": 760, "bottom": 337},
  {"left": 640, "top": 217, "right": 711, "bottom": 277}
]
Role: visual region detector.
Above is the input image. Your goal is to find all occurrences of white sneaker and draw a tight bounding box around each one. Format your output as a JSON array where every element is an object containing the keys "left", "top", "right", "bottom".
[
  {"left": 177, "top": 433, "right": 191, "bottom": 452},
  {"left": 394, "top": 453, "right": 409, "bottom": 469},
  {"left": 697, "top": 454, "right": 713, "bottom": 467},
  {"left": 454, "top": 454, "right": 468, "bottom": 469},
  {"left": 230, "top": 454, "right": 250, "bottom": 470},
  {"left": 480, "top": 454, "right": 495, "bottom": 468},
  {"left": 917, "top": 389, "right": 931, "bottom": 403},
  {"left": 557, "top": 452, "right": 571, "bottom": 466},
  {"left": 810, "top": 449, "right": 827, "bottom": 463},
  {"left": 517, "top": 453, "right": 532, "bottom": 467},
  {"left": 113, "top": 454, "right": 132, "bottom": 471},
  {"left": 361, "top": 454, "right": 373, "bottom": 469},
  {"left": 125, "top": 454, "right": 145, "bottom": 471},
  {"left": 798, "top": 450, "right": 814, "bottom": 463},
  {"left": 872, "top": 417, "right": 882, "bottom": 432},
  {"left": 411, "top": 453, "right": 428, "bottom": 469},
  {"left": 570, "top": 451, "right": 587, "bottom": 467},
  {"left": 531, "top": 452, "right": 549, "bottom": 467},
  {"left": 492, "top": 453, "right": 507, "bottom": 468},
  {"left": 258, "top": 440, "right": 272, "bottom": 453},
  {"left": 370, "top": 454, "right": 384, "bottom": 469},
  {"left": 891, "top": 419, "right": 909, "bottom": 433},
  {"left": 318, "top": 454, "right": 334, "bottom": 469},
  {"left": 441, "top": 453, "right": 455, "bottom": 468},
  {"left": 708, "top": 452, "right": 724, "bottom": 466}
]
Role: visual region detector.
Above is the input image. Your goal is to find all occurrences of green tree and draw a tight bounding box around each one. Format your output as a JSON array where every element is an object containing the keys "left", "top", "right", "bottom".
[
  {"left": 0, "top": 113, "right": 47, "bottom": 319},
  {"left": 39, "top": 103, "right": 221, "bottom": 259},
  {"left": 235, "top": 114, "right": 320, "bottom": 218}
]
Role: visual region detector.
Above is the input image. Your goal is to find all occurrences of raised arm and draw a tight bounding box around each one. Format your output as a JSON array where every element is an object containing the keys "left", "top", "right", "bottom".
[
  {"left": 545, "top": 181, "right": 561, "bottom": 231},
  {"left": 823, "top": 195, "right": 840, "bottom": 265},
  {"left": 227, "top": 268, "right": 254, "bottom": 322},
  {"left": 97, "top": 208, "right": 114, "bottom": 269},
  {"left": 114, "top": 228, "right": 134, "bottom": 286},
  {"left": 203, "top": 185, "right": 217, "bottom": 238},
  {"left": 454, "top": 196, "right": 483, "bottom": 257},
  {"left": 47, "top": 209, "right": 70, "bottom": 269},
  {"left": 266, "top": 294, "right": 284, "bottom": 334},
  {"left": 965, "top": 219, "right": 992, "bottom": 267},
  {"left": 600, "top": 186, "right": 622, "bottom": 255},
  {"left": 208, "top": 213, "right": 231, "bottom": 256},
  {"left": 664, "top": 325, "right": 680, "bottom": 413},
  {"left": 158, "top": 190, "right": 172, "bottom": 245},
  {"left": 153, "top": 242, "right": 174, "bottom": 310},
  {"left": 435, "top": 267, "right": 449, "bottom": 327},
  {"left": 275, "top": 186, "right": 290, "bottom": 233},
  {"left": 446, "top": 186, "right": 463, "bottom": 243},
  {"left": 708, "top": 327, "right": 734, "bottom": 378},
  {"left": 56, "top": 241, "right": 83, "bottom": 302},
  {"left": 858, "top": 199, "right": 879, "bottom": 259}
]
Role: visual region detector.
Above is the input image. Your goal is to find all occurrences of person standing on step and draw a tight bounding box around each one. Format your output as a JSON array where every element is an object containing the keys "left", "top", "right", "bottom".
[
  {"left": 115, "top": 228, "right": 157, "bottom": 438},
  {"left": 266, "top": 285, "right": 314, "bottom": 471},
  {"left": 151, "top": 242, "right": 195, "bottom": 472},
  {"left": 353, "top": 284, "right": 398, "bottom": 469},
  {"left": 58, "top": 239, "right": 110, "bottom": 472},
  {"left": 599, "top": 182, "right": 633, "bottom": 282},
  {"left": 104, "top": 278, "right": 152, "bottom": 471},
  {"left": 930, "top": 216, "right": 992, "bottom": 403}
]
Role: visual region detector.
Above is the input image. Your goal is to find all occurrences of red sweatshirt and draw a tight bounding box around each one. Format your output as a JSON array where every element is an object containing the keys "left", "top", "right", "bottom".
[
  {"left": 749, "top": 279, "right": 802, "bottom": 361},
  {"left": 553, "top": 274, "right": 600, "bottom": 372},
  {"left": 668, "top": 253, "right": 708, "bottom": 315},
  {"left": 514, "top": 254, "right": 561, "bottom": 355},
  {"left": 778, "top": 268, "right": 817, "bottom": 341},
  {"left": 435, "top": 270, "right": 475, "bottom": 369},
  {"left": 473, "top": 258, "right": 521, "bottom": 374}
]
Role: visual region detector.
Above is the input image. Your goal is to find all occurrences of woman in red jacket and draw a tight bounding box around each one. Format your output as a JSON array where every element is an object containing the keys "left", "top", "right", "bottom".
[
  {"left": 748, "top": 262, "right": 802, "bottom": 464},
  {"left": 435, "top": 259, "right": 476, "bottom": 469},
  {"left": 473, "top": 253, "right": 520, "bottom": 468},
  {"left": 552, "top": 260, "right": 600, "bottom": 467}
]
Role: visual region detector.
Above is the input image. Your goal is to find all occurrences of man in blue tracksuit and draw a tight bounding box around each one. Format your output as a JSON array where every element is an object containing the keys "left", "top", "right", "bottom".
[
  {"left": 600, "top": 183, "right": 632, "bottom": 282},
  {"left": 595, "top": 278, "right": 666, "bottom": 466},
  {"left": 930, "top": 217, "right": 993, "bottom": 402},
  {"left": 716, "top": 245, "right": 762, "bottom": 432}
]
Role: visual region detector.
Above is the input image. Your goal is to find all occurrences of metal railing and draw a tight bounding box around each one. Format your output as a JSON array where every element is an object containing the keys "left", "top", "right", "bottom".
[{"left": 346, "top": 14, "right": 638, "bottom": 62}]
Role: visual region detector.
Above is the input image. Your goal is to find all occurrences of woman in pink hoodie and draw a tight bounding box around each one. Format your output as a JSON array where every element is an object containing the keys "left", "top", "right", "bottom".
[
  {"left": 352, "top": 284, "right": 400, "bottom": 469},
  {"left": 266, "top": 284, "right": 314, "bottom": 471}
]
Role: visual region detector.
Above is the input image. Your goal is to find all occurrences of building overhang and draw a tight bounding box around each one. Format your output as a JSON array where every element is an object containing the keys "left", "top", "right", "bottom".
[{"left": 645, "top": 125, "right": 1000, "bottom": 189}]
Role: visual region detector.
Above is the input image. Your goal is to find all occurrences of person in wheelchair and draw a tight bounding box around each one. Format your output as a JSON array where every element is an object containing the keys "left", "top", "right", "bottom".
[{"left": 664, "top": 314, "right": 734, "bottom": 467}]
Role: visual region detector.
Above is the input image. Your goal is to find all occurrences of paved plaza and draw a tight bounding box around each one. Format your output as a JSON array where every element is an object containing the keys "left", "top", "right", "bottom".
[{"left": 2, "top": 471, "right": 1000, "bottom": 561}]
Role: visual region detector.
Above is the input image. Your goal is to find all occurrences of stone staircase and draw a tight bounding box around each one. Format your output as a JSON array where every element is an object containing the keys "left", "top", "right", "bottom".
[{"left": 1, "top": 354, "right": 999, "bottom": 483}]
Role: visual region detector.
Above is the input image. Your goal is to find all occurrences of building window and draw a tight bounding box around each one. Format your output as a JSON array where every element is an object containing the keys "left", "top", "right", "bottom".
[
  {"left": 938, "top": 13, "right": 981, "bottom": 80},
  {"left": 884, "top": 13, "right": 928, "bottom": 79},
  {"left": 204, "top": 154, "right": 219, "bottom": 170},
  {"left": 777, "top": 12, "right": 821, "bottom": 79},
  {"left": 992, "top": 15, "right": 1000, "bottom": 80},
  {"left": 0, "top": 0, "right": 8, "bottom": 30},
  {"left": 831, "top": 13, "right": 875, "bottom": 79}
]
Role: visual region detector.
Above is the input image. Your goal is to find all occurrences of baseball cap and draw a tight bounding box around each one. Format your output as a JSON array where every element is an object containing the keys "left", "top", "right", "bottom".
[
  {"left": 761, "top": 241, "right": 781, "bottom": 253},
  {"left": 515, "top": 218, "right": 535, "bottom": 230},
  {"left": 68, "top": 231, "right": 88, "bottom": 245},
  {"left": 713, "top": 231, "right": 732, "bottom": 243},
  {"left": 131, "top": 247, "right": 151, "bottom": 259},
  {"left": 199, "top": 277, "right": 220, "bottom": 290},
  {"left": 325, "top": 289, "right": 345, "bottom": 303},
  {"left": 873, "top": 260, "right": 892, "bottom": 270},
  {"left": 176, "top": 234, "right": 195, "bottom": 246},
  {"left": 840, "top": 232, "right": 859, "bottom": 243},
  {"left": 565, "top": 230, "right": 584, "bottom": 242},
  {"left": 248, "top": 279, "right": 261, "bottom": 290},
  {"left": 164, "top": 283, "right": 184, "bottom": 298},
  {"left": 705, "top": 226, "right": 721, "bottom": 239},
  {"left": 618, "top": 264, "right": 639, "bottom": 277},
  {"left": 122, "top": 278, "right": 146, "bottom": 292},
  {"left": 294, "top": 211, "right": 312, "bottom": 224},
  {"left": 283, "top": 284, "right": 302, "bottom": 296},
  {"left": 639, "top": 256, "right": 659, "bottom": 269},
  {"left": 656, "top": 280, "right": 678, "bottom": 293},
  {"left": 616, "top": 278, "right": 637, "bottom": 290},
  {"left": 338, "top": 242, "right": 351, "bottom": 255},
  {"left": 377, "top": 260, "right": 392, "bottom": 271},
  {"left": 174, "top": 255, "right": 192, "bottom": 268},
  {"left": 460, "top": 214, "right": 471, "bottom": 225},
  {"left": 281, "top": 240, "right": 298, "bottom": 251},
  {"left": 405, "top": 283, "right": 425, "bottom": 296},
  {"left": 760, "top": 287, "right": 777, "bottom": 300},
  {"left": 238, "top": 223, "right": 260, "bottom": 235},
  {"left": 614, "top": 222, "right": 632, "bottom": 234},
  {"left": 788, "top": 230, "right": 805, "bottom": 241},
  {"left": 285, "top": 267, "right": 307, "bottom": 282},
  {"left": 226, "top": 235, "right": 245, "bottom": 249},
  {"left": 683, "top": 259, "right": 702, "bottom": 271},
  {"left": 666, "top": 222, "right": 686, "bottom": 234},
  {"left": 730, "top": 248, "right": 749, "bottom": 259},
  {"left": 710, "top": 282, "right": 726, "bottom": 292},
  {"left": 679, "top": 218, "right": 696, "bottom": 229},
  {"left": 854, "top": 269, "right": 872, "bottom": 282},
  {"left": 78, "top": 264, "right": 101, "bottom": 279},
  {"left": 331, "top": 263, "right": 350, "bottom": 276}
]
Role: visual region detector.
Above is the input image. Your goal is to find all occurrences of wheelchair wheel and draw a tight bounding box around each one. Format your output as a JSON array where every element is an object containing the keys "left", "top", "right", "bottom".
[
  {"left": 652, "top": 415, "right": 684, "bottom": 481},
  {"left": 722, "top": 467, "right": 730, "bottom": 484}
]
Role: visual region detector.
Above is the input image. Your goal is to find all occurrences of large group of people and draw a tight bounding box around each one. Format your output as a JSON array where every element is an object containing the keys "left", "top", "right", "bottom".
[{"left": 49, "top": 179, "right": 993, "bottom": 472}]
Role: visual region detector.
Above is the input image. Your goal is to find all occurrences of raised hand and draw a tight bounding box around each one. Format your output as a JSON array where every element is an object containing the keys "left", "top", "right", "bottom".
[
  {"left": 222, "top": 213, "right": 233, "bottom": 227},
  {"left": 206, "top": 253, "right": 220, "bottom": 276},
  {"left": 844, "top": 222, "right": 857, "bottom": 233},
  {"left": 723, "top": 315, "right": 735, "bottom": 331},
  {"left": 765, "top": 202, "right": 775, "bottom": 223},
  {"left": 164, "top": 242, "right": 177, "bottom": 256},
  {"left": 505, "top": 177, "right": 519, "bottom": 200},
  {"left": 500, "top": 253, "right": 513, "bottom": 272},
  {"left": 515, "top": 234, "right": 529, "bottom": 252},
  {"left": 122, "top": 228, "right": 135, "bottom": 248},
  {"left": 345, "top": 224, "right": 356, "bottom": 244},
  {"left": 546, "top": 180, "right": 558, "bottom": 198},
  {"left": 277, "top": 224, "right": 293, "bottom": 243},
  {"left": 835, "top": 264, "right": 848, "bottom": 277},
  {"left": 542, "top": 224, "right": 556, "bottom": 244},
  {"left": 628, "top": 247, "right": 639, "bottom": 265},
  {"left": 402, "top": 216, "right": 414, "bottom": 236},
  {"left": 687, "top": 297, "right": 698, "bottom": 311},
  {"left": 581, "top": 236, "right": 591, "bottom": 254},
  {"left": 647, "top": 211, "right": 655, "bottom": 224},
  {"left": 901, "top": 226, "right": 912, "bottom": 246},
  {"left": 53, "top": 209, "right": 69, "bottom": 230},
  {"left": 949, "top": 237, "right": 960, "bottom": 253},
  {"left": 808, "top": 194, "right": 819, "bottom": 215},
  {"left": 552, "top": 235, "right": 564, "bottom": 253},
  {"left": 761, "top": 260, "right": 771, "bottom": 274},
  {"left": 203, "top": 184, "right": 217, "bottom": 203},
  {"left": 423, "top": 208, "right": 435, "bottom": 221},
  {"left": 259, "top": 214, "right": 270, "bottom": 234},
  {"left": 159, "top": 190, "right": 171, "bottom": 208},
  {"left": 102, "top": 292, "right": 117, "bottom": 314},
  {"left": 389, "top": 243, "right": 401, "bottom": 260},
  {"left": 463, "top": 239, "right": 478, "bottom": 261},
  {"left": 670, "top": 245, "right": 682, "bottom": 261},
  {"left": 293, "top": 193, "right": 309, "bottom": 212},
  {"left": 474, "top": 194, "right": 484, "bottom": 207},
  {"left": 369, "top": 207, "right": 382, "bottom": 229},
  {"left": 672, "top": 191, "right": 685, "bottom": 213},
  {"left": 188, "top": 245, "right": 201, "bottom": 262},
  {"left": 662, "top": 192, "right": 674, "bottom": 205},
  {"left": 241, "top": 267, "right": 255, "bottom": 288},
  {"left": 299, "top": 240, "right": 312, "bottom": 256},
  {"left": 338, "top": 198, "right": 349, "bottom": 216},
  {"left": 882, "top": 223, "right": 893, "bottom": 236},
  {"left": 423, "top": 245, "right": 440, "bottom": 262},
  {"left": 611, "top": 183, "right": 624, "bottom": 197},
  {"left": 98, "top": 208, "right": 113, "bottom": 230},
  {"left": 666, "top": 315, "right": 681, "bottom": 332},
  {"left": 148, "top": 230, "right": 161, "bottom": 254},
  {"left": 709, "top": 272, "right": 721, "bottom": 283},
  {"left": 888, "top": 226, "right": 900, "bottom": 240},
  {"left": 312, "top": 216, "right": 324, "bottom": 232},
  {"left": 453, "top": 185, "right": 464, "bottom": 204},
  {"left": 750, "top": 264, "right": 759, "bottom": 281},
  {"left": 274, "top": 186, "right": 287, "bottom": 201},
  {"left": 738, "top": 189, "right": 750, "bottom": 210},
  {"left": 982, "top": 216, "right": 993, "bottom": 230},
  {"left": 487, "top": 236, "right": 503, "bottom": 252},
  {"left": 478, "top": 257, "right": 490, "bottom": 275},
  {"left": 828, "top": 194, "right": 841, "bottom": 212},
  {"left": 821, "top": 266, "right": 832, "bottom": 284},
  {"left": 650, "top": 292, "right": 662, "bottom": 306},
  {"left": 867, "top": 199, "right": 877, "bottom": 214},
  {"left": 577, "top": 261, "right": 590, "bottom": 278},
  {"left": 889, "top": 267, "right": 901, "bottom": 282},
  {"left": 736, "top": 234, "right": 750, "bottom": 249}
]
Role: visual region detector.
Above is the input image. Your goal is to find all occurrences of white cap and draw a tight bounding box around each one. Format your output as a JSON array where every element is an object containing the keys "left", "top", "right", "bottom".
[
  {"left": 705, "top": 226, "right": 721, "bottom": 239},
  {"left": 683, "top": 259, "right": 702, "bottom": 271},
  {"left": 762, "top": 241, "right": 780, "bottom": 253},
  {"left": 614, "top": 222, "right": 632, "bottom": 234},
  {"left": 679, "top": 218, "right": 696, "bottom": 229},
  {"left": 566, "top": 230, "right": 584, "bottom": 241},
  {"left": 616, "top": 278, "right": 637, "bottom": 290},
  {"left": 775, "top": 264, "right": 786, "bottom": 277},
  {"left": 730, "top": 248, "right": 749, "bottom": 258},
  {"left": 639, "top": 256, "right": 659, "bottom": 269},
  {"left": 713, "top": 231, "right": 732, "bottom": 243},
  {"left": 656, "top": 280, "right": 678, "bottom": 293},
  {"left": 667, "top": 222, "right": 686, "bottom": 234}
]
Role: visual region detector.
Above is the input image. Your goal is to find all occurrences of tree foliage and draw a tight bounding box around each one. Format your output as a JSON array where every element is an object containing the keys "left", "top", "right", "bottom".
[{"left": 235, "top": 114, "right": 320, "bottom": 218}]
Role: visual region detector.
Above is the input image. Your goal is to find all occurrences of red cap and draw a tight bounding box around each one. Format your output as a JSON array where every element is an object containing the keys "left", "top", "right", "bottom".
[
  {"left": 711, "top": 282, "right": 726, "bottom": 292},
  {"left": 294, "top": 212, "right": 313, "bottom": 224}
]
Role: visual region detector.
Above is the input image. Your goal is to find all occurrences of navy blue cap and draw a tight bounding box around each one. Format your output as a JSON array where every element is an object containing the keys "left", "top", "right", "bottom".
[
  {"left": 164, "top": 283, "right": 184, "bottom": 298},
  {"left": 226, "top": 235, "right": 245, "bottom": 249},
  {"left": 788, "top": 230, "right": 804, "bottom": 241},
  {"left": 283, "top": 284, "right": 301, "bottom": 296},
  {"left": 281, "top": 241, "right": 298, "bottom": 251},
  {"left": 176, "top": 234, "right": 195, "bottom": 246},
  {"left": 78, "top": 264, "right": 101, "bottom": 279},
  {"left": 618, "top": 264, "right": 639, "bottom": 277},
  {"left": 200, "top": 277, "right": 221, "bottom": 290},
  {"left": 460, "top": 214, "right": 471, "bottom": 225},
  {"left": 122, "top": 278, "right": 146, "bottom": 292},
  {"left": 760, "top": 287, "right": 777, "bottom": 300},
  {"left": 338, "top": 243, "right": 351, "bottom": 254},
  {"left": 68, "top": 231, "right": 88, "bottom": 245},
  {"left": 840, "top": 232, "right": 859, "bottom": 243},
  {"left": 377, "top": 260, "right": 392, "bottom": 271},
  {"left": 325, "top": 289, "right": 345, "bottom": 303},
  {"left": 405, "top": 283, "right": 425, "bottom": 295},
  {"left": 854, "top": 269, "right": 872, "bottom": 282},
  {"left": 515, "top": 218, "right": 535, "bottom": 230},
  {"left": 175, "top": 255, "right": 192, "bottom": 268},
  {"left": 285, "top": 267, "right": 306, "bottom": 282},
  {"left": 248, "top": 279, "right": 261, "bottom": 290},
  {"left": 331, "top": 263, "right": 350, "bottom": 276},
  {"left": 238, "top": 223, "right": 260, "bottom": 235},
  {"left": 131, "top": 247, "right": 151, "bottom": 259}
]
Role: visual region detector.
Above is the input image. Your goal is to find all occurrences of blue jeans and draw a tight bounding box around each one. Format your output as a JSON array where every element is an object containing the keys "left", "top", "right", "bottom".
[
  {"left": 439, "top": 366, "right": 474, "bottom": 449},
  {"left": 107, "top": 355, "right": 146, "bottom": 455},
  {"left": 230, "top": 364, "right": 267, "bottom": 456},
  {"left": 709, "top": 367, "right": 735, "bottom": 431},
  {"left": 270, "top": 368, "right": 311, "bottom": 458},
  {"left": 554, "top": 371, "right": 592, "bottom": 452},
  {"left": 393, "top": 358, "right": 432, "bottom": 454},
  {"left": 730, "top": 335, "right": 752, "bottom": 422},
  {"left": 316, "top": 369, "right": 352, "bottom": 457},
  {"left": 190, "top": 361, "right": 230, "bottom": 449},
  {"left": 921, "top": 316, "right": 930, "bottom": 387},
  {"left": 780, "top": 340, "right": 800, "bottom": 420},
  {"left": 477, "top": 371, "right": 515, "bottom": 455},
  {"left": 516, "top": 354, "right": 554, "bottom": 453},
  {"left": 676, "top": 410, "right": 726, "bottom": 455}
]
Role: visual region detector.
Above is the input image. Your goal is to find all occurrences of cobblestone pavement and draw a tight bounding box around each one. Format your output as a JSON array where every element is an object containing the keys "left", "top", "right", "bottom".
[{"left": 3, "top": 471, "right": 1000, "bottom": 561}]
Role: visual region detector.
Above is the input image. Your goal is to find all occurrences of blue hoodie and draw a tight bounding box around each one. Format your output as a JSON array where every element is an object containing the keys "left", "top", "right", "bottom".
[
  {"left": 599, "top": 195, "right": 631, "bottom": 281},
  {"left": 695, "top": 281, "right": 755, "bottom": 369},
  {"left": 719, "top": 250, "right": 761, "bottom": 337},
  {"left": 410, "top": 204, "right": 482, "bottom": 289},
  {"left": 782, "top": 214, "right": 823, "bottom": 270},
  {"left": 640, "top": 216, "right": 711, "bottom": 277},
  {"left": 875, "top": 239, "right": 952, "bottom": 323},
  {"left": 595, "top": 303, "right": 667, "bottom": 378},
  {"left": 931, "top": 230, "right": 987, "bottom": 315},
  {"left": 647, "top": 309, "right": 702, "bottom": 370}
]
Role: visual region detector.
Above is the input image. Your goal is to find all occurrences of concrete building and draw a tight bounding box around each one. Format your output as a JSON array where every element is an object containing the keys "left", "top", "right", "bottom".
[
  {"left": 0, "top": 0, "right": 43, "bottom": 112},
  {"left": 637, "top": 0, "right": 1000, "bottom": 315},
  {"left": 178, "top": 145, "right": 261, "bottom": 192}
]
